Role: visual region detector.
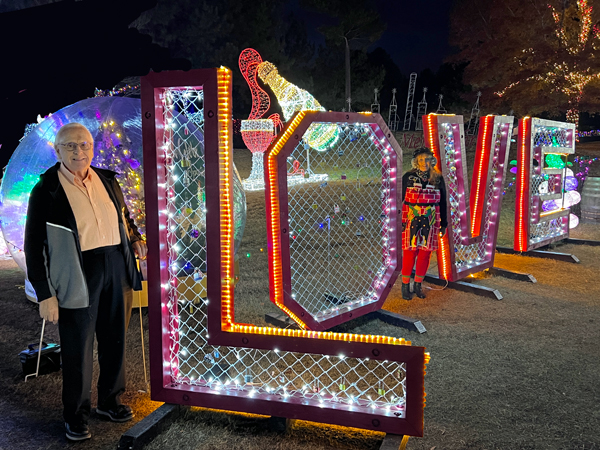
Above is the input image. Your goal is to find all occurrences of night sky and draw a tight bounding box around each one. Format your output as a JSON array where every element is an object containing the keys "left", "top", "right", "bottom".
[
  {"left": 0, "top": 0, "right": 455, "bottom": 169},
  {"left": 373, "top": 0, "right": 453, "bottom": 74},
  {"left": 290, "top": 0, "right": 453, "bottom": 74}
]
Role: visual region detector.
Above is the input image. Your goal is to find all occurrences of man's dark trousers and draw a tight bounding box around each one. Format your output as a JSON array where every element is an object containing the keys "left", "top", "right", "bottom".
[{"left": 58, "top": 245, "right": 129, "bottom": 425}]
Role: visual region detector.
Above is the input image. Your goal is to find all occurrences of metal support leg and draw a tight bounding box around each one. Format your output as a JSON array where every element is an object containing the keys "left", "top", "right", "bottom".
[{"left": 424, "top": 274, "right": 503, "bottom": 300}]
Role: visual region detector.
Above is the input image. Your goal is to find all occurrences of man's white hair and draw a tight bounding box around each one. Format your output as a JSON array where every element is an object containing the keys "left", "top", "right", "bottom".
[{"left": 54, "top": 123, "right": 93, "bottom": 148}]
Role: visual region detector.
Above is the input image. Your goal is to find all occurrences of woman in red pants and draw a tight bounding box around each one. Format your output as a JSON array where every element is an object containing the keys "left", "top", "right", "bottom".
[{"left": 401, "top": 147, "right": 447, "bottom": 300}]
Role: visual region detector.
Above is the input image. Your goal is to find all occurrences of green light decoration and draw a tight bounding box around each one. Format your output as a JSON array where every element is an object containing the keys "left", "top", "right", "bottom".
[
  {"left": 303, "top": 122, "right": 340, "bottom": 151},
  {"left": 545, "top": 154, "right": 566, "bottom": 169},
  {"left": 8, "top": 173, "right": 41, "bottom": 202}
]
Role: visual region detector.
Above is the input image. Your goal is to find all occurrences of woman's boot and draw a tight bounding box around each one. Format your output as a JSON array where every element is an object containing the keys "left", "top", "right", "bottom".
[
  {"left": 402, "top": 282, "right": 413, "bottom": 300},
  {"left": 414, "top": 282, "right": 426, "bottom": 299}
]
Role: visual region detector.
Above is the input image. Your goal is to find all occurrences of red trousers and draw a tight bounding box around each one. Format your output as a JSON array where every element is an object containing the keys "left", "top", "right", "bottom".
[{"left": 401, "top": 248, "right": 432, "bottom": 283}]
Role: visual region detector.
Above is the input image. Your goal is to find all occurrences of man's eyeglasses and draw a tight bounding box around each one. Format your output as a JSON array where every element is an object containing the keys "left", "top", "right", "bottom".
[{"left": 57, "top": 142, "right": 93, "bottom": 152}]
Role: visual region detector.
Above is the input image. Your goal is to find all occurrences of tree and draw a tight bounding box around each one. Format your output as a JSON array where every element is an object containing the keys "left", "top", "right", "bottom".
[
  {"left": 433, "top": 62, "right": 471, "bottom": 115},
  {"left": 300, "top": 0, "right": 385, "bottom": 111},
  {"left": 132, "top": 0, "right": 313, "bottom": 118},
  {"left": 449, "top": 0, "right": 600, "bottom": 127},
  {"left": 367, "top": 48, "right": 408, "bottom": 116},
  {"left": 309, "top": 45, "right": 385, "bottom": 112}
]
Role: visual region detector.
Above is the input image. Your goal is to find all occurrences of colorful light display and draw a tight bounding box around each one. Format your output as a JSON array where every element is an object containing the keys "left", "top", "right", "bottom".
[
  {"left": 239, "top": 48, "right": 271, "bottom": 121},
  {"left": 514, "top": 118, "right": 576, "bottom": 251},
  {"left": 423, "top": 114, "right": 513, "bottom": 281},
  {"left": 264, "top": 111, "right": 401, "bottom": 330},
  {"left": 94, "top": 83, "right": 140, "bottom": 98},
  {"left": 238, "top": 48, "right": 282, "bottom": 191},
  {"left": 257, "top": 60, "right": 340, "bottom": 151},
  {"left": 574, "top": 155, "right": 599, "bottom": 184},
  {"left": 258, "top": 61, "right": 322, "bottom": 120},
  {"left": 141, "top": 69, "right": 427, "bottom": 436},
  {"left": 240, "top": 119, "right": 274, "bottom": 190}
]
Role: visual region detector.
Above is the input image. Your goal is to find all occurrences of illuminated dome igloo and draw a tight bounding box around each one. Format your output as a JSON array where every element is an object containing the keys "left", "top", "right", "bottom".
[{"left": 0, "top": 97, "right": 246, "bottom": 299}]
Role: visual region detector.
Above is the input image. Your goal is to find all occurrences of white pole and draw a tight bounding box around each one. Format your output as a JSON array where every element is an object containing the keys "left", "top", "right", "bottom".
[
  {"left": 139, "top": 301, "right": 149, "bottom": 391},
  {"left": 25, "top": 318, "right": 45, "bottom": 382}
]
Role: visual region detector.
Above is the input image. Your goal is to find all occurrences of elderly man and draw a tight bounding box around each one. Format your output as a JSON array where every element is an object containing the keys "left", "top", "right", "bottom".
[{"left": 24, "top": 123, "right": 146, "bottom": 441}]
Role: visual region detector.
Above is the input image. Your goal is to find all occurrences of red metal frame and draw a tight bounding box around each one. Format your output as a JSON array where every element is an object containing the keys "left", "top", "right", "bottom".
[
  {"left": 260, "top": 111, "right": 401, "bottom": 331},
  {"left": 514, "top": 117, "right": 573, "bottom": 252},
  {"left": 142, "top": 70, "right": 427, "bottom": 436},
  {"left": 515, "top": 118, "right": 532, "bottom": 251}
]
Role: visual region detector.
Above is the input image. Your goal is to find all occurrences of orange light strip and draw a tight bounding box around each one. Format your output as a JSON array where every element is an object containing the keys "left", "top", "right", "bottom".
[
  {"left": 230, "top": 323, "right": 411, "bottom": 346},
  {"left": 266, "top": 111, "right": 307, "bottom": 329},
  {"left": 470, "top": 115, "right": 493, "bottom": 237},
  {"left": 515, "top": 118, "right": 530, "bottom": 251},
  {"left": 424, "top": 114, "right": 441, "bottom": 167},
  {"left": 437, "top": 233, "right": 452, "bottom": 280},
  {"left": 217, "top": 68, "right": 235, "bottom": 328},
  {"left": 423, "top": 114, "right": 451, "bottom": 280},
  {"left": 267, "top": 111, "right": 306, "bottom": 302},
  {"left": 278, "top": 304, "right": 307, "bottom": 329}
]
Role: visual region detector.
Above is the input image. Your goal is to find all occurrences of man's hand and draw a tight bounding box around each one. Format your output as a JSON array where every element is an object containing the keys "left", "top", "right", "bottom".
[
  {"left": 132, "top": 240, "right": 148, "bottom": 260},
  {"left": 40, "top": 296, "right": 59, "bottom": 324}
]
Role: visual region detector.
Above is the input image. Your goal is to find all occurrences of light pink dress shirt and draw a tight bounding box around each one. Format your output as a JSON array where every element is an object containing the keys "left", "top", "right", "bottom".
[{"left": 57, "top": 163, "right": 121, "bottom": 251}]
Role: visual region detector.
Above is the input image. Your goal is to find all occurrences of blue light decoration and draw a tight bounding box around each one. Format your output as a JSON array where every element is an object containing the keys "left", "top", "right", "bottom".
[
  {"left": 565, "top": 176, "right": 578, "bottom": 191},
  {"left": 542, "top": 199, "right": 560, "bottom": 212}
]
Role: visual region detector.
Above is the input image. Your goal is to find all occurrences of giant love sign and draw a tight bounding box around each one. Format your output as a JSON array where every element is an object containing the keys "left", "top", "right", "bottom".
[{"left": 141, "top": 68, "right": 428, "bottom": 436}]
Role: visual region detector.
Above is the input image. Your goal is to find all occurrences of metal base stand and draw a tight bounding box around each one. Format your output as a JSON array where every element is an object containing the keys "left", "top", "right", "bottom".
[
  {"left": 487, "top": 267, "right": 537, "bottom": 283},
  {"left": 564, "top": 238, "right": 600, "bottom": 247},
  {"left": 495, "top": 246, "right": 580, "bottom": 263},
  {"left": 424, "top": 274, "right": 503, "bottom": 300},
  {"left": 267, "top": 416, "right": 291, "bottom": 432},
  {"left": 266, "top": 309, "right": 427, "bottom": 334},
  {"left": 367, "top": 310, "right": 426, "bottom": 334},
  {"left": 265, "top": 313, "right": 299, "bottom": 329},
  {"left": 117, "top": 404, "right": 183, "bottom": 450}
]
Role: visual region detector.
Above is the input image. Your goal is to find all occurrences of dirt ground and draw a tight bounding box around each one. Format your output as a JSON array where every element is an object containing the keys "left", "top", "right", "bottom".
[{"left": 1, "top": 144, "right": 599, "bottom": 450}]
